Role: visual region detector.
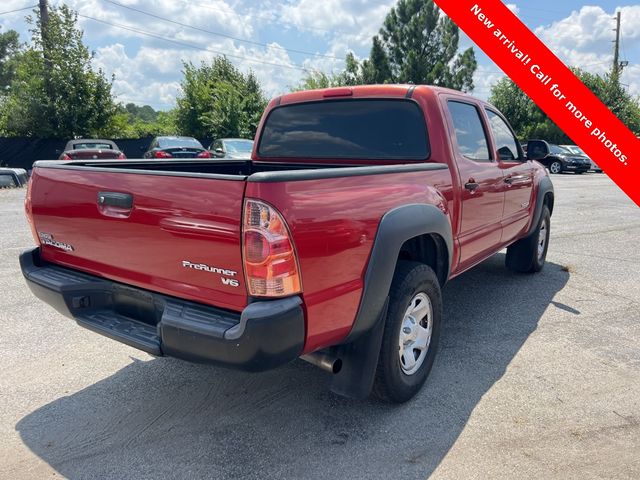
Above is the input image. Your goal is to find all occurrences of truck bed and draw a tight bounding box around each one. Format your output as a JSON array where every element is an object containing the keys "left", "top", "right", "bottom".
[{"left": 27, "top": 159, "right": 448, "bottom": 315}]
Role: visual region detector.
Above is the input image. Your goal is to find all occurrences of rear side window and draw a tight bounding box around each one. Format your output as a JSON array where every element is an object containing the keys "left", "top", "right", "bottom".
[
  {"left": 258, "top": 99, "right": 429, "bottom": 160},
  {"left": 447, "top": 101, "right": 490, "bottom": 161}
]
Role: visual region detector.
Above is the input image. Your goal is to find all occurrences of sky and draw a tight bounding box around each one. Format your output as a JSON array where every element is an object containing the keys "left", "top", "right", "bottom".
[{"left": 1, "top": 0, "right": 638, "bottom": 110}]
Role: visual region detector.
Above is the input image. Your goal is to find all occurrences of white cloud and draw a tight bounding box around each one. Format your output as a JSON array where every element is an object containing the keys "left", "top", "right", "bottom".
[
  {"left": 479, "top": 5, "right": 640, "bottom": 103},
  {"left": 6, "top": 0, "right": 639, "bottom": 111}
]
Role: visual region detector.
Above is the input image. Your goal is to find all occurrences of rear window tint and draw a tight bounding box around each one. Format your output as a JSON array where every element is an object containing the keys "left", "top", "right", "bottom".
[
  {"left": 258, "top": 99, "right": 430, "bottom": 160},
  {"left": 73, "top": 143, "right": 113, "bottom": 150},
  {"left": 158, "top": 137, "right": 203, "bottom": 148}
]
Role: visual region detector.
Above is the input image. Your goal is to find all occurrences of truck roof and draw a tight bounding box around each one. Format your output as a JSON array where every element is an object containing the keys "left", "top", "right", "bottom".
[{"left": 276, "top": 84, "right": 482, "bottom": 107}]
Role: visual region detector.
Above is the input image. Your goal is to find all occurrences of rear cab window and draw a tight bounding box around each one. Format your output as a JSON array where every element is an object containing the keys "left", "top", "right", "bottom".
[{"left": 257, "top": 99, "right": 430, "bottom": 160}]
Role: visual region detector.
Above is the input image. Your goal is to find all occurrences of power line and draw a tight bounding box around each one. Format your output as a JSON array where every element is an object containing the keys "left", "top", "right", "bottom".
[
  {"left": 170, "top": 0, "right": 346, "bottom": 36},
  {"left": 0, "top": 5, "right": 37, "bottom": 16},
  {"left": 77, "top": 13, "right": 313, "bottom": 73},
  {"left": 99, "top": 0, "right": 343, "bottom": 61}
]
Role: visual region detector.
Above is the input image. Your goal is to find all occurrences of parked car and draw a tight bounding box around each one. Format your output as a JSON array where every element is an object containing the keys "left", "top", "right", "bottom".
[
  {"left": 209, "top": 138, "right": 254, "bottom": 159},
  {"left": 560, "top": 144, "right": 602, "bottom": 173},
  {"left": 526, "top": 140, "right": 591, "bottom": 174},
  {"left": 143, "top": 136, "right": 210, "bottom": 159},
  {"left": 0, "top": 168, "right": 28, "bottom": 188},
  {"left": 58, "top": 139, "right": 126, "bottom": 160},
  {"left": 21, "top": 85, "right": 554, "bottom": 403}
]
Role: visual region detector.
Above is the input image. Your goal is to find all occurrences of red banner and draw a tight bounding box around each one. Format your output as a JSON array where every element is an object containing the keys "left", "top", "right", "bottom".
[{"left": 433, "top": 0, "right": 640, "bottom": 206}]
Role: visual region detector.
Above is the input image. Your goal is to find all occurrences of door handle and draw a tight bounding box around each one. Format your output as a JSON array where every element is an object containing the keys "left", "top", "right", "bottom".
[
  {"left": 504, "top": 175, "right": 530, "bottom": 185},
  {"left": 464, "top": 181, "right": 480, "bottom": 191},
  {"left": 97, "top": 191, "right": 133, "bottom": 209}
]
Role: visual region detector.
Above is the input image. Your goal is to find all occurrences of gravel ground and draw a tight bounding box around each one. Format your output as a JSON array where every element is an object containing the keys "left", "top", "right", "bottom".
[{"left": 0, "top": 173, "right": 638, "bottom": 480}]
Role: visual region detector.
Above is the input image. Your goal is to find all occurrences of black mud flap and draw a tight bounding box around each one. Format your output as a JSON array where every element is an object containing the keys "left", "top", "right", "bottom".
[{"left": 329, "top": 298, "right": 388, "bottom": 399}]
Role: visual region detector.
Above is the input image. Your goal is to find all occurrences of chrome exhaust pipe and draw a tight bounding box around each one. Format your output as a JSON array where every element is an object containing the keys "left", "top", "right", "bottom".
[{"left": 301, "top": 352, "right": 342, "bottom": 374}]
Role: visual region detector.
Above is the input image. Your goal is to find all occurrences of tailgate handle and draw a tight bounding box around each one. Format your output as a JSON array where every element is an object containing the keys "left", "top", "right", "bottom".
[{"left": 97, "top": 192, "right": 133, "bottom": 209}]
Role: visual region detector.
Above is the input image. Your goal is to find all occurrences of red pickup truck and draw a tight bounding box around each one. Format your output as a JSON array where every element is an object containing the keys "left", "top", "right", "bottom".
[{"left": 21, "top": 85, "right": 553, "bottom": 402}]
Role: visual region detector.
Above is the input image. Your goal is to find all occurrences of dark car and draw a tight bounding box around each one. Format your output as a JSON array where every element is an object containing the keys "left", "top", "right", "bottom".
[
  {"left": 561, "top": 144, "right": 602, "bottom": 173},
  {"left": 526, "top": 140, "right": 591, "bottom": 174},
  {"left": 209, "top": 138, "right": 254, "bottom": 159},
  {"left": 143, "top": 136, "right": 210, "bottom": 159},
  {"left": 58, "top": 139, "right": 126, "bottom": 160}
]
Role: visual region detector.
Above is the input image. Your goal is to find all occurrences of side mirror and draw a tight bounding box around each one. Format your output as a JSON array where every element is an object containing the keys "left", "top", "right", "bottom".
[{"left": 215, "top": 148, "right": 224, "bottom": 154}]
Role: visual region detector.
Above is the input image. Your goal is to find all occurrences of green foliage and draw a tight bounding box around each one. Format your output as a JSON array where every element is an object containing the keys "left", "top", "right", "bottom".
[
  {"left": 125, "top": 103, "right": 158, "bottom": 123},
  {"left": 489, "top": 69, "right": 640, "bottom": 143},
  {"left": 175, "top": 57, "right": 267, "bottom": 139},
  {"left": 105, "top": 103, "right": 177, "bottom": 138},
  {"left": 377, "top": 0, "right": 476, "bottom": 89},
  {"left": 0, "top": 29, "right": 21, "bottom": 93},
  {"left": 102, "top": 103, "right": 176, "bottom": 138},
  {"left": 296, "top": 0, "right": 477, "bottom": 91},
  {"left": 0, "top": 5, "right": 117, "bottom": 138}
]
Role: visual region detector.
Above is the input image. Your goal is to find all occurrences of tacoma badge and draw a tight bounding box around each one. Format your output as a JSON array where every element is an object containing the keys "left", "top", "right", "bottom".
[{"left": 38, "top": 232, "right": 74, "bottom": 252}]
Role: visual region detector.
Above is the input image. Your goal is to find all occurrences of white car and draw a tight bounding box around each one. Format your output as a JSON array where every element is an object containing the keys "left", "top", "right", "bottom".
[{"left": 560, "top": 145, "right": 602, "bottom": 173}]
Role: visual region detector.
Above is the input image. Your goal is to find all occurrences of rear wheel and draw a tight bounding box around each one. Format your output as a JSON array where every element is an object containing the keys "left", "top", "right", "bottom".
[
  {"left": 549, "top": 161, "right": 562, "bottom": 174},
  {"left": 373, "top": 261, "right": 442, "bottom": 403},
  {"left": 506, "top": 206, "right": 550, "bottom": 273}
]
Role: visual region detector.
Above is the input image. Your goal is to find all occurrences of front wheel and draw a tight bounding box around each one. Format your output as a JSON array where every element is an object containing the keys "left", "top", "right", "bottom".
[
  {"left": 549, "top": 161, "right": 562, "bottom": 174},
  {"left": 373, "top": 261, "right": 442, "bottom": 403}
]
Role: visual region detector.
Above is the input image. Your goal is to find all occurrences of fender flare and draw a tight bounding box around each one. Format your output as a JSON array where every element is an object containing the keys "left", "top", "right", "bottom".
[
  {"left": 343, "top": 203, "right": 453, "bottom": 343},
  {"left": 525, "top": 175, "right": 554, "bottom": 237}
]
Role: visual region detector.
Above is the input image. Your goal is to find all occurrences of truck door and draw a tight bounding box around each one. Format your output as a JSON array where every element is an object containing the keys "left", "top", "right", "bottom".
[
  {"left": 445, "top": 100, "right": 505, "bottom": 269},
  {"left": 484, "top": 109, "right": 534, "bottom": 244}
]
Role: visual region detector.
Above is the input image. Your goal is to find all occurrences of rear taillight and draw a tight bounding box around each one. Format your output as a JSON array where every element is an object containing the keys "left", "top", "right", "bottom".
[
  {"left": 154, "top": 150, "right": 172, "bottom": 158},
  {"left": 60, "top": 153, "right": 71, "bottom": 160},
  {"left": 117, "top": 152, "right": 126, "bottom": 159},
  {"left": 197, "top": 150, "right": 211, "bottom": 158},
  {"left": 242, "top": 199, "right": 301, "bottom": 297}
]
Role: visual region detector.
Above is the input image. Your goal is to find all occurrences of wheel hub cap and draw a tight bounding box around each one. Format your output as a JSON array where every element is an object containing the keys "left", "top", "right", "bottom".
[
  {"left": 537, "top": 219, "right": 547, "bottom": 260},
  {"left": 398, "top": 292, "right": 433, "bottom": 375}
]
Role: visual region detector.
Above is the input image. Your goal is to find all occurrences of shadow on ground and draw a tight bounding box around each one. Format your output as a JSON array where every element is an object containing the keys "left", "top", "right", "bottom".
[{"left": 16, "top": 254, "right": 570, "bottom": 479}]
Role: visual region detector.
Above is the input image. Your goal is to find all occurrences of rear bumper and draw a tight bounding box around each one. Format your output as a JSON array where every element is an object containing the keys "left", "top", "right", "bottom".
[{"left": 20, "top": 247, "right": 305, "bottom": 371}]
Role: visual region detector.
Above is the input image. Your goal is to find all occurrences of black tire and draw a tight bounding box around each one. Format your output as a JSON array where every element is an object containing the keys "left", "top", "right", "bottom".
[
  {"left": 549, "top": 161, "right": 562, "bottom": 174},
  {"left": 373, "top": 261, "right": 442, "bottom": 403},
  {"left": 576, "top": 171, "right": 584, "bottom": 175},
  {"left": 505, "top": 206, "right": 551, "bottom": 273}
]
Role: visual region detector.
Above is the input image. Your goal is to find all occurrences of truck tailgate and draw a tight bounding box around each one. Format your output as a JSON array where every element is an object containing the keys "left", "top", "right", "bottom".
[{"left": 28, "top": 166, "right": 247, "bottom": 311}]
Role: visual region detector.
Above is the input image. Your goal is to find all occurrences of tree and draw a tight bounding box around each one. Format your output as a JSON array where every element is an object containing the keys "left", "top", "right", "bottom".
[
  {"left": 0, "top": 29, "right": 21, "bottom": 93},
  {"left": 489, "top": 69, "right": 640, "bottom": 143},
  {"left": 377, "top": 0, "right": 476, "bottom": 89},
  {"left": 175, "top": 57, "right": 267, "bottom": 139},
  {"left": 296, "top": 0, "right": 477, "bottom": 91},
  {"left": 0, "top": 5, "right": 117, "bottom": 138},
  {"left": 361, "top": 36, "right": 392, "bottom": 85},
  {"left": 102, "top": 104, "right": 177, "bottom": 138}
]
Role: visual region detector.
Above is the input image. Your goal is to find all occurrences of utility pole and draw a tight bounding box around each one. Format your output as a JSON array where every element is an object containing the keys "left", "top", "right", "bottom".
[
  {"left": 39, "top": 0, "right": 54, "bottom": 106},
  {"left": 39, "top": 0, "right": 49, "bottom": 33},
  {"left": 39, "top": 0, "right": 50, "bottom": 68},
  {"left": 612, "top": 11, "right": 621, "bottom": 80}
]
